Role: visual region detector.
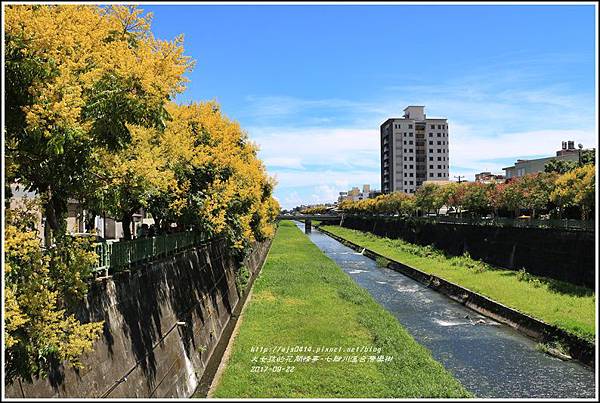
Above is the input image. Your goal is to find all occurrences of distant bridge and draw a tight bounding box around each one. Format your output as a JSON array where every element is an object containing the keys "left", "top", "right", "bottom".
[
  {"left": 277, "top": 214, "right": 341, "bottom": 221},
  {"left": 277, "top": 214, "right": 342, "bottom": 233}
]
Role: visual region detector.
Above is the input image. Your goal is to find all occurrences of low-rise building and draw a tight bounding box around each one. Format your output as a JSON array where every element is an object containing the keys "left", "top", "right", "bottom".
[
  {"left": 503, "top": 141, "right": 591, "bottom": 179},
  {"left": 338, "top": 184, "right": 381, "bottom": 203},
  {"left": 7, "top": 182, "right": 144, "bottom": 244},
  {"left": 475, "top": 172, "right": 505, "bottom": 184}
]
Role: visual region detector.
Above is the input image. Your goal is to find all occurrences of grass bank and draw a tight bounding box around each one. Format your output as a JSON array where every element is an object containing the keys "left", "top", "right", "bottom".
[
  {"left": 212, "top": 221, "right": 470, "bottom": 398},
  {"left": 320, "top": 224, "right": 595, "bottom": 342}
]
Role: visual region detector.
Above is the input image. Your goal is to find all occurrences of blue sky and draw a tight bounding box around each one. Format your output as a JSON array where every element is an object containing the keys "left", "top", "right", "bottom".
[{"left": 144, "top": 3, "right": 596, "bottom": 209}]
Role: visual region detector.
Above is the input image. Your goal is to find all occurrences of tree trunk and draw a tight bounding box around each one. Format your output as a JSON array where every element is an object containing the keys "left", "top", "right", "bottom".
[
  {"left": 43, "top": 190, "right": 67, "bottom": 244},
  {"left": 84, "top": 209, "right": 97, "bottom": 233},
  {"left": 121, "top": 213, "right": 132, "bottom": 240}
]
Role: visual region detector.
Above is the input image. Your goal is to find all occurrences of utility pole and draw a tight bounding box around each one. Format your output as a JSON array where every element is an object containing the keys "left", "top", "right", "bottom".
[{"left": 454, "top": 175, "right": 465, "bottom": 183}]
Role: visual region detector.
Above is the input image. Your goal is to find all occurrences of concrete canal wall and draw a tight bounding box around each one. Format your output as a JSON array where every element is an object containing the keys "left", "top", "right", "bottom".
[
  {"left": 339, "top": 216, "right": 595, "bottom": 288},
  {"left": 6, "top": 238, "right": 272, "bottom": 398}
]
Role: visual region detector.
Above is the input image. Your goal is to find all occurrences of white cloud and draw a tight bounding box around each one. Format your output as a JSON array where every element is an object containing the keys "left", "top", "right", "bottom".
[
  {"left": 242, "top": 95, "right": 386, "bottom": 119},
  {"left": 250, "top": 126, "right": 380, "bottom": 170},
  {"left": 262, "top": 156, "right": 304, "bottom": 170},
  {"left": 310, "top": 184, "right": 340, "bottom": 204},
  {"left": 450, "top": 125, "right": 597, "bottom": 175}
]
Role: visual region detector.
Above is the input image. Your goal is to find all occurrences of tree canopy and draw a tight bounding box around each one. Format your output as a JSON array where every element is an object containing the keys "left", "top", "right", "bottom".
[{"left": 338, "top": 169, "right": 594, "bottom": 221}]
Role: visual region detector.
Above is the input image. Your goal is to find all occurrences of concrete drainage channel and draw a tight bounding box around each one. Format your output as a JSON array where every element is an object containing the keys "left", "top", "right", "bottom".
[
  {"left": 316, "top": 225, "right": 595, "bottom": 367},
  {"left": 304, "top": 222, "right": 595, "bottom": 398}
]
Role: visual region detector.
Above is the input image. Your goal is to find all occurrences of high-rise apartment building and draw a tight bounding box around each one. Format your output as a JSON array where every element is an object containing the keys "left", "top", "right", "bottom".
[{"left": 380, "top": 106, "right": 449, "bottom": 194}]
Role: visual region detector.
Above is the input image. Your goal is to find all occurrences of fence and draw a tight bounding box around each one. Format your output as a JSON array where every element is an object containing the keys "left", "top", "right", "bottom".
[
  {"left": 350, "top": 214, "right": 595, "bottom": 232},
  {"left": 416, "top": 216, "right": 595, "bottom": 231},
  {"left": 94, "top": 231, "right": 207, "bottom": 277}
]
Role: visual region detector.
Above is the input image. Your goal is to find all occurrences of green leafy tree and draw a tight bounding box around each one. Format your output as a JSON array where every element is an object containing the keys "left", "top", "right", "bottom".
[
  {"left": 461, "top": 182, "right": 490, "bottom": 217},
  {"left": 415, "top": 183, "right": 442, "bottom": 215},
  {"left": 544, "top": 159, "right": 577, "bottom": 174},
  {"left": 517, "top": 172, "right": 556, "bottom": 218},
  {"left": 500, "top": 179, "right": 525, "bottom": 217}
]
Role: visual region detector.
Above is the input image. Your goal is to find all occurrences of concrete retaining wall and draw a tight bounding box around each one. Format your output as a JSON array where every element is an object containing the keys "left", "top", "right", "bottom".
[
  {"left": 6, "top": 238, "right": 272, "bottom": 398},
  {"left": 340, "top": 216, "right": 595, "bottom": 288}
]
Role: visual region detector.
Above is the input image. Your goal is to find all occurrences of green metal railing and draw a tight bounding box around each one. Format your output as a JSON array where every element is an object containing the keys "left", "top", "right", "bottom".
[{"left": 94, "top": 231, "right": 207, "bottom": 277}]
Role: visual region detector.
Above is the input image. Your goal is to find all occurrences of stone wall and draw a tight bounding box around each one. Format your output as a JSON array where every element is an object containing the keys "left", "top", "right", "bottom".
[
  {"left": 339, "top": 216, "right": 594, "bottom": 288},
  {"left": 6, "top": 238, "right": 272, "bottom": 398}
]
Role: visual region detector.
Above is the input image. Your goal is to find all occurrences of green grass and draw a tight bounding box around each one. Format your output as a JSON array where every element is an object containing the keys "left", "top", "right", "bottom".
[
  {"left": 321, "top": 225, "right": 596, "bottom": 342},
  {"left": 213, "top": 221, "right": 471, "bottom": 398}
]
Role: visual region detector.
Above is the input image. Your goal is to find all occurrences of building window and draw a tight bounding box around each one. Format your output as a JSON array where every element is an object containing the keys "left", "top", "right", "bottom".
[
  {"left": 437, "top": 157, "right": 442, "bottom": 161},
  {"left": 410, "top": 180, "right": 414, "bottom": 185},
  {"left": 429, "top": 156, "right": 433, "bottom": 161},
  {"left": 437, "top": 149, "right": 442, "bottom": 153},
  {"left": 409, "top": 132, "right": 413, "bottom": 137},
  {"left": 409, "top": 124, "right": 413, "bottom": 129},
  {"left": 429, "top": 173, "right": 434, "bottom": 177},
  {"left": 438, "top": 165, "right": 442, "bottom": 169},
  {"left": 429, "top": 165, "right": 433, "bottom": 169},
  {"left": 429, "top": 141, "right": 433, "bottom": 145},
  {"left": 409, "top": 156, "right": 414, "bottom": 161},
  {"left": 430, "top": 124, "right": 435, "bottom": 129},
  {"left": 437, "top": 173, "right": 442, "bottom": 177},
  {"left": 437, "top": 133, "right": 441, "bottom": 137},
  {"left": 404, "top": 181, "right": 407, "bottom": 185},
  {"left": 409, "top": 149, "right": 414, "bottom": 153},
  {"left": 409, "top": 140, "right": 413, "bottom": 145},
  {"left": 410, "top": 164, "right": 414, "bottom": 169},
  {"left": 438, "top": 125, "right": 442, "bottom": 129},
  {"left": 404, "top": 173, "right": 407, "bottom": 177},
  {"left": 403, "top": 140, "right": 407, "bottom": 145},
  {"left": 429, "top": 133, "right": 433, "bottom": 137},
  {"left": 437, "top": 141, "right": 441, "bottom": 145},
  {"left": 409, "top": 173, "right": 414, "bottom": 177}
]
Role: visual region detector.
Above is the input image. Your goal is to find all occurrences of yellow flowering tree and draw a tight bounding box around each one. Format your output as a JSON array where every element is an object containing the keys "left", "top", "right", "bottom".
[
  {"left": 4, "top": 200, "right": 103, "bottom": 383},
  {"left": 159, "top": 102, "right": 279, "bottom": 250},
  {"left": 5, "top": 4, "right": 193, "bottom": 239},
  {"left": 98, "top": 124, "right": 178, "bottom": 239},
  {"left": 551, "top": 164, "right": 595, "bottom": 220}
]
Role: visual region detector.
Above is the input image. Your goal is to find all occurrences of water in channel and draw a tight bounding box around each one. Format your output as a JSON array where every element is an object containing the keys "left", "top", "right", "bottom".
[{"left": 296, "top": 222, "right": 596, "bottom": 398}]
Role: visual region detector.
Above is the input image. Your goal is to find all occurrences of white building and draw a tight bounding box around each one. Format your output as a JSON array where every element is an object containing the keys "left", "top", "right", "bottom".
[
  {"left": 381, "top": 106, "right": 449, "bottom": 193},
  {"left": 338, "top": 184, "right": 379, "bottom": 203}
]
